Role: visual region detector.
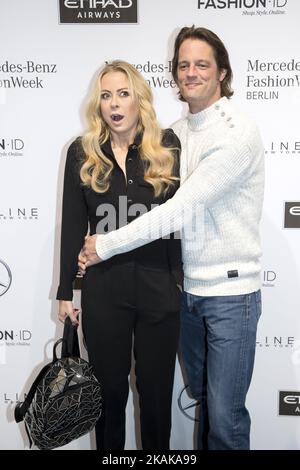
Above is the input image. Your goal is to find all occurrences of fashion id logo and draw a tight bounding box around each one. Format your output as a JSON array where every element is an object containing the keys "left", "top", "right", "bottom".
[
  {"left": 0, "top": 138, "right": 24, "bottom": 157},
  {"left": 0, "top": 329, "right": 32, "bottom": 346},
  {"left": 262, "top": 270, "right": 277, "bottom": 287},
  {"left": 197, "top": 0, "right": 288, "bottom": 15},
  {"left": 59, "top": 0, "right": 138, "bottom": 23}
]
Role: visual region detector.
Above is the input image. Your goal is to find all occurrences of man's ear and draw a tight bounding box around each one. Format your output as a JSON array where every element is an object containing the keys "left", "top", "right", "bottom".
[{"left": 219, "top": 69, "right": 227, "bottom": 82}]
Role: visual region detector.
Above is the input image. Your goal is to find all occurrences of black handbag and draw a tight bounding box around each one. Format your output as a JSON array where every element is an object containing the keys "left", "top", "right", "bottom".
[{"left": 15, "top": 317, "right": 102, "bottom": 450}]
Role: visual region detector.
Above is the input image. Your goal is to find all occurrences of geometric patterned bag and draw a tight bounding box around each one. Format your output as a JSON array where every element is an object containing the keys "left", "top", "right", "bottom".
[{"left": 14, "top": 318, "right": 102, "bottom": 450}]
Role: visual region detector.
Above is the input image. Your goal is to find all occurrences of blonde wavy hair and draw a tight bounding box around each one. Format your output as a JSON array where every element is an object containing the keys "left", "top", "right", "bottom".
[{"left": 80, "top": 60, "right": 178, "bottom": 197}]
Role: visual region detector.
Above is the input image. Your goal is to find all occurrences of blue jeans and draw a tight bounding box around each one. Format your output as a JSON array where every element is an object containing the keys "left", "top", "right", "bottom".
[{"left": 180, "top": 290, "right": 262, "bottom": 450}]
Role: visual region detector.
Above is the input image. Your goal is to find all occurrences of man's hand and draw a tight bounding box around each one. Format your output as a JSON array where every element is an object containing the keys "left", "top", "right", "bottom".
[{"left": 78, "top": 234, "right": 102, "bottom": 275}]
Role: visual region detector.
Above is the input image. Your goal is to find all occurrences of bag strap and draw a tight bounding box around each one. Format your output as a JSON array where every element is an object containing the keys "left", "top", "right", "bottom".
[
  {"left": 61, "top": 316, "right": 80, "bottom": 359},
  {"left": 14, "top": 317, "right": 80, "bottom": 424},
  {"left": 14, "top": 362, "right": 52, "bottom": 423}
]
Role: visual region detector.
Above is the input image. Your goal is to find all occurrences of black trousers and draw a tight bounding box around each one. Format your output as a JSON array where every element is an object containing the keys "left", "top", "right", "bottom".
[{"left": 81, "top": 261, "right": 180, "bottom": 450}]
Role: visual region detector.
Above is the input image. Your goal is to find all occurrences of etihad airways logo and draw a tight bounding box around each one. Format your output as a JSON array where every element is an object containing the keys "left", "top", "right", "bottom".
[
  {"left": 59, "top": 0, "right": 138, "bottom": 23},
  {"left": 284, "top": 202, "right": 300, "bottom": 228},
  {"left": 279, "top": 391, "right": 300, "bottom": 416}
]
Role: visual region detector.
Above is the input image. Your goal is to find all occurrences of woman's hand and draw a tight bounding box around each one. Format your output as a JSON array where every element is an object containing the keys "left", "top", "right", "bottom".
[{"left": 58, "top": 300, "right": 80, "bottom": 325}]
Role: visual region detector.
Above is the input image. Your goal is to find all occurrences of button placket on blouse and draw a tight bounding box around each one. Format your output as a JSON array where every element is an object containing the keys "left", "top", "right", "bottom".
[{"left": 126, "top": 146, "right": 137, "bottom": 205}]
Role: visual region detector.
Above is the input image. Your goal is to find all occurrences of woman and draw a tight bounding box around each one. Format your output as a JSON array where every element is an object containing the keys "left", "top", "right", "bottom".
[{"left": 56, "top": 61, "right": 182, "bottom": 450}]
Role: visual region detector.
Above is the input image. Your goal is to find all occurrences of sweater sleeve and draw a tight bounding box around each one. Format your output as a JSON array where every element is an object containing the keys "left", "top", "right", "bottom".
[
  {"left": 96, "top": 139, "right": 251, "bottom": 261},
  {"left": 162, "top": 129, "right": 183, "bottom": 287},
  {"left": 56, "top": 139, "right": 88, "bottom": 300}
]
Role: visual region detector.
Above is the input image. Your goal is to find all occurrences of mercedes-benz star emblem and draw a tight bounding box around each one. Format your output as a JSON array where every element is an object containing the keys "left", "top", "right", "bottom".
[
  {"left": 0, "top": 259, "right": 12, "bottom": 296},
  {"left": 178, "top": 384, "right": 201, "bottom": 422}
]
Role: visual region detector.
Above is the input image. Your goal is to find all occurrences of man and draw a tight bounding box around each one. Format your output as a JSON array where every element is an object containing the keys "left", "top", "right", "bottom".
[{"left": 79, "top": 26, "right": 264, "bottom": 450}]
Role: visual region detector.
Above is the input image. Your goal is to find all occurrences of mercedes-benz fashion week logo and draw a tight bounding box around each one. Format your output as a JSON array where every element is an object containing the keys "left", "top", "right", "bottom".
[
  {"left": 178, "top": 385, "right": 200, "bottom": 422},
  {"left": 0, "top": 259, "right": 12, "bottom": 296}
]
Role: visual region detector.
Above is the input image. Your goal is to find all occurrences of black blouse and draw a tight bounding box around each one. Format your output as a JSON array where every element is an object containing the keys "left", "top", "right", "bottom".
[{"left": 56, "top": 128, "right": 182, "bottom": 300}]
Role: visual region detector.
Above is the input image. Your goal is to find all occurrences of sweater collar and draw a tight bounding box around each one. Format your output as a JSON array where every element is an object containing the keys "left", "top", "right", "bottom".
[{"left": 187, "top": 96, "right": 228, "bottom": 131}]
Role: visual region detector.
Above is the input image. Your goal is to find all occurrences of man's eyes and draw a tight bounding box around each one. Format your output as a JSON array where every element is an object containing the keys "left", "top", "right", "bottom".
[{"left": 179, "top": 63, "right": 208, "bottom": 70}]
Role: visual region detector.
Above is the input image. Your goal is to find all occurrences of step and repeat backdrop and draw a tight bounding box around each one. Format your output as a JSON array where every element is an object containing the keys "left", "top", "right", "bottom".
[{"left": 1, "top": 0, "right": 300, "bottom": 450}]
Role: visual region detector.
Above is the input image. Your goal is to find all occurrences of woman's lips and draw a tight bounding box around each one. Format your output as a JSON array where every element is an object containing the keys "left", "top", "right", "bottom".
[{"left": 111, "top": 114, "right": 124, "bottom": 122}]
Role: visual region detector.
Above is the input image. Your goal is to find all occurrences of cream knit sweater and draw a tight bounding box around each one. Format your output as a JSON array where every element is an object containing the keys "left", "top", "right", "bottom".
[{"left": 95, "top": 97, "right": 265, "bottom": 296}]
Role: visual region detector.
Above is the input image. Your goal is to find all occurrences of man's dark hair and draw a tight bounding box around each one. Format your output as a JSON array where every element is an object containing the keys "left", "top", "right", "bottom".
[{"left": 172, "top": 26, "right": 233, "bottom": 101}]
